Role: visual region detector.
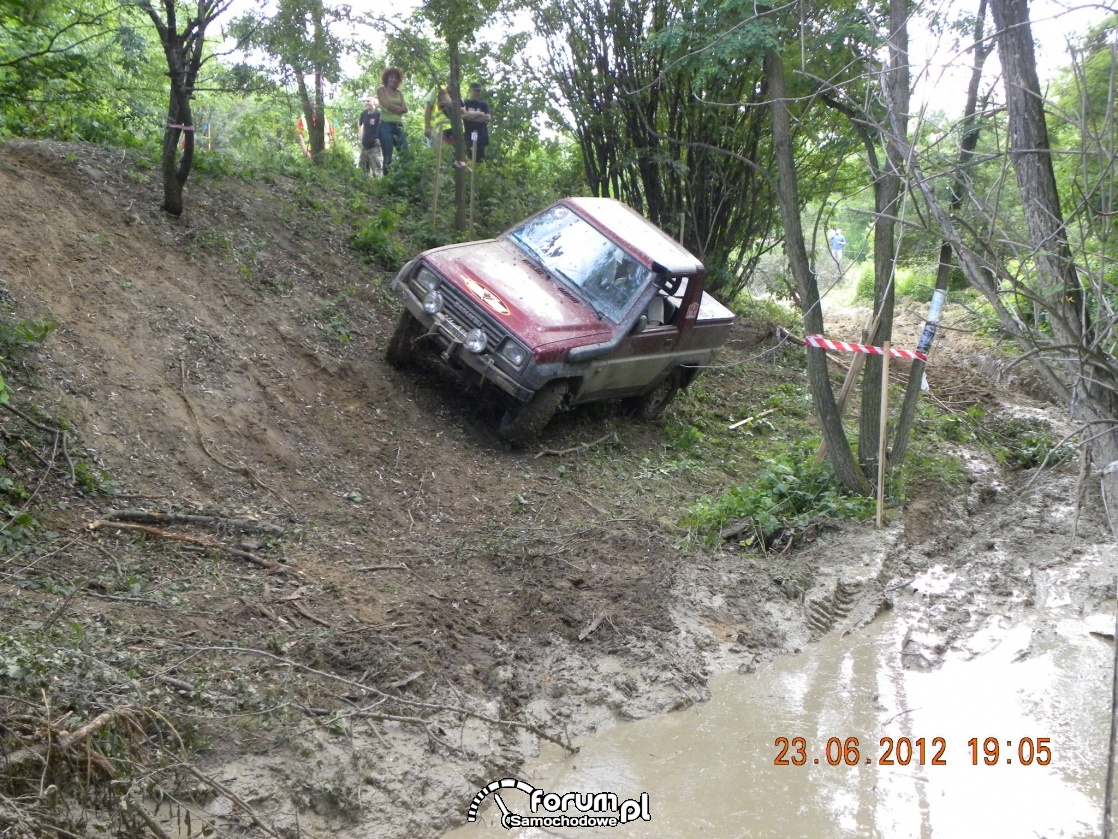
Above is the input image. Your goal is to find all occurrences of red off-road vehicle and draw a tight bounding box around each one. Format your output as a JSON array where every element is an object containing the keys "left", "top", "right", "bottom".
[{"left": 386, "top": 197, "right": 734, "bottom": 444}]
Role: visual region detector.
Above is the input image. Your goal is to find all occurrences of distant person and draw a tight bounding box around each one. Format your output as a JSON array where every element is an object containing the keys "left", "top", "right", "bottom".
[
  {"left": 377, "top": 67, "right": 409, "bottom": 173},
  {"left": 830, "top": 229, "right": 846, "bottom": 262},
  {"left": 357, "top": 95, "right": 382, "bottom": 177},
  {"left": 461, "top": 82, "right": 492, "bottom": 163},
  {"left": 423, "top": 86, "right": 452, "bottom": 148},
  {"left": 296, "top": 112, "right": 335, "bottom": 158},
  {"left": 295, "top": 113, "right": 311, "bottom": 158}
]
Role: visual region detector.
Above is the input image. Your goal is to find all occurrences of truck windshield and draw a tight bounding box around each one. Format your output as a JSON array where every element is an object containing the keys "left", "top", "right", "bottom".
[{"left": 510, "top": 205, "right": 652, "bottom": 323}]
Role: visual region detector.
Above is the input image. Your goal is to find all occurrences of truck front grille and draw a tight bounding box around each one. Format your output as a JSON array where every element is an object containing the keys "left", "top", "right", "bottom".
[{"left": 409, "top": 274, "right": 509, "bottom": 348}]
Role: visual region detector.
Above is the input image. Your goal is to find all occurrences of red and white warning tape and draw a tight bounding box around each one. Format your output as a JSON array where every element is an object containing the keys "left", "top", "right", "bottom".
[{"left": 805, "top": 334, "right": 927, "bottom": 362}]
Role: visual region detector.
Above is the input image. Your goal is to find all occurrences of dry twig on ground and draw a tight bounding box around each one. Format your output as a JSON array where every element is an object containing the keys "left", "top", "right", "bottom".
[
  {"left": 85, "top": 520, "right": 286, "bottom": 573},
  {"left": 102, "top": 510, "right": 285, "bottom": 536}
]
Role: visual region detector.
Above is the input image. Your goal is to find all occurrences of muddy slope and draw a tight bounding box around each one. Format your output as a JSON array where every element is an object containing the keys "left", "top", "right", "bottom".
[{"left": 0, "top": 140, "right": 1110, "bottom": 839}]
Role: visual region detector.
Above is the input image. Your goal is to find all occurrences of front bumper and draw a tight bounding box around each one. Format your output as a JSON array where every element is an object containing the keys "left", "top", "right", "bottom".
[{"left": 391, "top": 277, "right": 535, "bottom": 402}]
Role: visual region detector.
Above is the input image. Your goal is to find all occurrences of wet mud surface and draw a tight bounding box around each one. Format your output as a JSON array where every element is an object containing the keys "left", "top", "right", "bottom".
[{"left": 0, "top": 140, "right": 1112, "bottom": 838}]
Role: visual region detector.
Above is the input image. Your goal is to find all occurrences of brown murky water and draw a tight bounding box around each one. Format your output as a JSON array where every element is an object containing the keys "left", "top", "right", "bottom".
[{"left": 445, "top": 614, "right": 1113, "bottom": 838}]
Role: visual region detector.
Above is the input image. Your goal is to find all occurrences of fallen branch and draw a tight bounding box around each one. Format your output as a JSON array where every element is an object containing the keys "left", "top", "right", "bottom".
[
  {"left": 288, "top": 601, "right": 333, "bottom": 627},
  {"left": 3, "top": 707, "right": 139, "bottom": 772},
  {"left": 534, "top": 433, "right": 612, "bottom": 459},
  {"left": 179, "top": 764, "right": 283, "bottom": 839},
  {"left": 85, "top": 520, "right": 284, "bottom": 573},
  {"left": 178, "top": 644, "right": 579, "bottom": 755},
  {"left": 578, "top": 613, "right": 605, "bottom": 641},
  {"left": 103, "top": 510, "right": 285, "bottom": 536},
  {"left": 728, "top": 407, "right": 777, "bottom": 430},
  {"left": 126, "top": 795, "right": 174, "bottom": 839},
  {"left": 1, "top": 402, "right": 75, "bottom": 485},
  {"left": 354, "top": 564, "right": 409, "bottom": 573}
]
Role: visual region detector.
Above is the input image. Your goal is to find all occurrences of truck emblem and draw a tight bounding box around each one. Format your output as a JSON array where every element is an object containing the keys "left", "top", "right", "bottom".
[{"left": 464, "top": 278, "right": 510, "bottom": 316}]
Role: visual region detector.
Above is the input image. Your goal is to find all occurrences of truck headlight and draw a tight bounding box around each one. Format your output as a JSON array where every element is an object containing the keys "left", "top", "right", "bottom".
[
  {"left": 415, "top": 266, "right": 439, "bottom": 293},
  {"left": 423, "top": 290, "right": 444, "bottom": 314},
  {"left": 497, "top": 338, "right": 530, "bottom": 369},
  {"left": 464, "top": 329, "right": 487, "bottom": 354}
]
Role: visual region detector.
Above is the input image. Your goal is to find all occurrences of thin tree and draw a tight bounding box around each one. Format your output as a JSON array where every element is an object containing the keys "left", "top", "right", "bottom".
[
  {"left": 890, "top": 0, "right": 994, "bottom": 468},
  {"left": 766, "top": 44, "right": 870, "bottom": 495},
  {"left": 134, "top": 0, "right": 231, "bottom": 216},
  {"left": 418, "top": 0, "right": 499, "bottom": 231}
]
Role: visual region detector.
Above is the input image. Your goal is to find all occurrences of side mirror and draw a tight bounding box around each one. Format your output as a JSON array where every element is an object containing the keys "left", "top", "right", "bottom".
[{"left": 657, "top": 273, "right": 683, "bottom": 296}]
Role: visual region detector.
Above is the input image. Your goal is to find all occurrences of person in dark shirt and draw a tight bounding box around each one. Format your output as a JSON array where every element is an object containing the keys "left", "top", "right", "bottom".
[
  {"left": 461, "top": 82, "right": 492, "bottom": 164},
  {"left": 357, "top": 95, "right": 382, "bottom": 176}
]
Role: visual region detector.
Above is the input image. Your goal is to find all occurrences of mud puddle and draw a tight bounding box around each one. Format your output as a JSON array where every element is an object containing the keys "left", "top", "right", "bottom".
[{"left": 446, "top": 610, "right": 1115, "bottom": 838}]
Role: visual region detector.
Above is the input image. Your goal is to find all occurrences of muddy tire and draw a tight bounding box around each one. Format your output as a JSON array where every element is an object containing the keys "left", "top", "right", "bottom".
[
  {"left": 385, "top": 310, "right": 425, "bottom": 369},
  {"left": 628, "top": 367, "right": 684, "bottom": 420},
  {"left": 498, "top": 381, "right": 569, "bottom": 446}
]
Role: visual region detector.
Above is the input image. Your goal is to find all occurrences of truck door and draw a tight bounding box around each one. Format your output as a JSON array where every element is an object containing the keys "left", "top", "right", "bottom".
[{"left": 576, "top": 282, "right": 686, "bottom": 401}]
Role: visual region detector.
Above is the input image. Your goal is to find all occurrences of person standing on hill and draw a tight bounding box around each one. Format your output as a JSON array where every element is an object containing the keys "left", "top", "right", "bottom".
[
  {"left": 830, "top": 229, "right": 847, "bottom": 263},
  {"left": 377, "top": 67, "right": 409, "bottom": 173},
  {"left": 357, "top": 95, "right": 382, "bottom": 177},
  {"left": 424, "top": 86, "right": 453, "bottom": 148},
  {"left": 461, "top": 81, "right": 491, "bottom": 163}
]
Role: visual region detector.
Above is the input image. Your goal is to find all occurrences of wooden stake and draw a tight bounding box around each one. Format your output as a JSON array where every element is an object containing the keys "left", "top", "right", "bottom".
[
  {"left": 876, "top": 340, "right": 890, "bottom": 528},
  {"left": 469, "top": 132, "right": 477, "bottom": 230},
  {"left": 431, "top": 137, "right": 444, "bottom": 225}
]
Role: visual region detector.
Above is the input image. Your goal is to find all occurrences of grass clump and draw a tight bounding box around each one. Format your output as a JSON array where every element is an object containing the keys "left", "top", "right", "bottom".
[{"left": 683, "top": 442, "right": 876, "bottom": 551}]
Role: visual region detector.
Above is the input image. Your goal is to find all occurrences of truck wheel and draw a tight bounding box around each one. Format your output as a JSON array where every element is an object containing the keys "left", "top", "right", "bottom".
[
  {"left": 385, "top": 310, "right": 424, "bottom": 368},
  {"left": 629, "top": 368, "right": 684, "bottom": 420},
  {"left": 498, "top": 381, "right": 569, "bottom": 446}
]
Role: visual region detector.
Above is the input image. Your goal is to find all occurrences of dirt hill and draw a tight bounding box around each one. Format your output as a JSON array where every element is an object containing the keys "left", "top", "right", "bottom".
[{"left": 0, "top": 139, "right": 1110, "bottom": 839}]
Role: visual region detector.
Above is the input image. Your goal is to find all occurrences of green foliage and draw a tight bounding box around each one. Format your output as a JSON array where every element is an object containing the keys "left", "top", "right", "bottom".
[
  {"left": 72, "top": 461, "right": 119, "bottom": 495},
  {"left": 665, "top": 422, "right": 704, "bottom": 450},
  {"left": 310, "top": 288, "right": 358, "bottom": 344},
  {"left": 917, "top": 399, "right": 1074, "bottom": 471},
  {"left": 851, "top": 262, "right": 939, "bottom": 304},
  {"left": 990, "top": 417, "right": 1075, "bottom": 470},
  {"left": 0, "top": 2, "right": 166, "bottom": 150},
  {"left": 763, "top": 382, "right": 813, "bottom": 419},
  {"left": 728, "top": 292, "right": 797, "bottom": 328},
  {"left": 0, "top": 469, "right": 38, "bottom": 553},
  {"left": 535, "top": 0, "right": 778, "bottom": 302},
  {"left": 683, "top": 443, "right": 875, "bottom": 550},
  {"left": 350, "top": 207, "right": 406, "bottom": 267}
]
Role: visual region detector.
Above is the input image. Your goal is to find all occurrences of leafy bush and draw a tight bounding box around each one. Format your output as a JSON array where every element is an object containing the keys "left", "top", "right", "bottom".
[
  {"left": 683, "top": 443, "right": 876, "bottom": 550},
  {"left": 853, "top": 264, "right": 935, "bottom": 303},
  {"left": 0, "top": 316, "right": 56, "bottom": 349},
  {"left": 350, "top": 207, "right": 406, "bottom": 267},
  {"left": 729, "top": 292, "right": 797, "bottom": 328},
  {"left": 992, "top": 416, "right": 1075, "bottom": 469},
  {"left": 917, "top": 400, "right": 1074, "bottom": 471}
]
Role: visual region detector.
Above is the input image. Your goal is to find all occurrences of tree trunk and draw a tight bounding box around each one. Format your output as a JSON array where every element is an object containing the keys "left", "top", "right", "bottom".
[
  {"left": 448, "top": 42, "right": 468, "bottom": 232},
  {"left": 990, "top": 0, "right": 1088, "bottom": 351},
  {"left": 858, "top": 0, "right": 909, "bottom": 479},
  {"left": 989, "top": 0, "right": 1118, "bottom": 550},
  {"left": 765, "top": 47, "right": 870, "bottom": 496},
  {"left": 139, "top": 0, "right": 227, "bottom": 217},
  {"left": 891, "top": 0, "right": 992, "bottom": 469},
  {"left": 309, "top": 4, "right": 327, "bottom": 159}
]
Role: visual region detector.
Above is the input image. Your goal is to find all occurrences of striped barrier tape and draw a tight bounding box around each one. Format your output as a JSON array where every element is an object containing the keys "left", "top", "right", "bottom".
[{"left": 805, "top": 334, "right": 927, "bottom": 362}]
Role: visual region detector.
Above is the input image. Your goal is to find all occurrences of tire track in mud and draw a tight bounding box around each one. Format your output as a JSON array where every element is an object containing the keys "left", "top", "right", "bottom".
[{"left": 789, "top": 455, "right": 1115, "bottom": 671}]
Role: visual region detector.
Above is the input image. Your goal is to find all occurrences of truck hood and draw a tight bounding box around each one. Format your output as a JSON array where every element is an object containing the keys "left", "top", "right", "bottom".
[{"left": 423, "top": 239, "right": 611, "bottom": 349}]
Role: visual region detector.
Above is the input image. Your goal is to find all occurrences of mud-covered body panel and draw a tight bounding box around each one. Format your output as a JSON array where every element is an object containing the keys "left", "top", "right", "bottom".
[{"left": 387, "top": 198, "right": 734, "bottom": 423}]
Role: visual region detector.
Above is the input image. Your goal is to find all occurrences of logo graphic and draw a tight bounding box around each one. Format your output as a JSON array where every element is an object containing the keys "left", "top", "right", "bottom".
[
  {"left": 467, "top": 777, "right": 652, "bottom": 830},
  {"left": 463, "top": 278, "right": 511, "bottom": 316}
]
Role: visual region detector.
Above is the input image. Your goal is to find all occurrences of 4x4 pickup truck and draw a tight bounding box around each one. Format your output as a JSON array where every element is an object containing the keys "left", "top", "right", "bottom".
[{"left": 386, "top": 197, "right": 735, "bottom": 444}]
